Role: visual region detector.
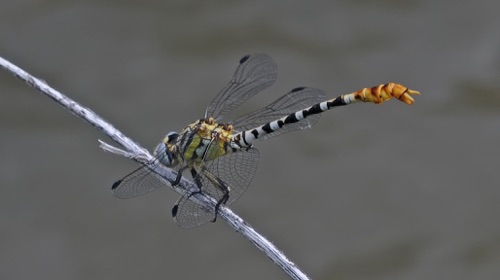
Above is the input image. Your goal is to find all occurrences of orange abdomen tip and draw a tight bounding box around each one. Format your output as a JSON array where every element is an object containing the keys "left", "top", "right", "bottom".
[{"left": 355, "top": 83, "right": 421, "bottom": 105}]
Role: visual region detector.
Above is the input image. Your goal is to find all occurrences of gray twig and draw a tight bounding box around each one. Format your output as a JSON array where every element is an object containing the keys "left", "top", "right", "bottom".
[{"left": 0, "top": 55, "right": 310, "bottom": 280}]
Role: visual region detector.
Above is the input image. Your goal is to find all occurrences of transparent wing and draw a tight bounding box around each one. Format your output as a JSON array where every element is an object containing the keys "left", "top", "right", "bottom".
[
  {"left": 205, "top": 54, "right": 277, "bottom": 121},
  {"left": 111, "top": 145, "right": 171, "bottom": 199},
  {"left": 206, "top": 147, "right": 259, "bottom": 206},
  {"left": 172, "top": 192, "right": 215, "bottom": 229},
  {"left": 231, "top": 87, "right": 327, "bottom": 140},
  {"left": 173, "top": 148, "right": 259, "bottom": 229}
]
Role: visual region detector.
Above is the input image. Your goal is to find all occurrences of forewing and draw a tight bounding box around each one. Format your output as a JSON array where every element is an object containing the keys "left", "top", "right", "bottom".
[
  {"left": 111, "top": 145, "right": 171, "bottom": 199},
  {"left": 111, "top": 162, "right": 168, "bottom": 199},
  {"left": 205, "top": 54, "right": 277, "bottom": 121},
  {"left": 231, "top": 87, "right": 327, "bottom": 140}
]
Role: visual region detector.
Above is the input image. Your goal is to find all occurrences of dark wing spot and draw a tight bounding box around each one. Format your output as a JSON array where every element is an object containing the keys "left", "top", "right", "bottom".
[
  {"left": 172, "top": 205, "right": 179, "bottom": 217},
  {"left": 291, "top": 86, "right": 306, "bottom": 93},
  {"left": 239, "top": 54, "right": 250, "bottom": 64},
  {"left": 111, "top": 180, "right": 122, "bottom": 190}
]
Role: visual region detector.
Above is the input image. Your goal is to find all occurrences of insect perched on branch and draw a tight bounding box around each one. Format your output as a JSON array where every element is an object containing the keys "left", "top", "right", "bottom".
[{"left": 112, "top": 54, "right": 420, "bottom": 228}]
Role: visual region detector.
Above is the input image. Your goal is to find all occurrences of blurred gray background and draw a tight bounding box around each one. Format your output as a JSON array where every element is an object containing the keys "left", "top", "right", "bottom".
[{"left": 1, "top": 1, "right": 499, "bottom": 279}]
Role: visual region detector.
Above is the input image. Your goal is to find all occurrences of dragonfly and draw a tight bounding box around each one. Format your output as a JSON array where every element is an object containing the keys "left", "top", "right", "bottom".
[{"left": 112, "top": 54, "right": 420, "bottom": 228}]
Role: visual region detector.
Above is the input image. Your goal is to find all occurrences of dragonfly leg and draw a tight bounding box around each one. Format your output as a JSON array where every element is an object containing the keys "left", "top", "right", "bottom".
[
  {"left": 189, "top": 168, "right": 204, "bottom": 193},
  {"left": 171, "top": 168, "right": 204, "bottom": 219},
  {"left": 172, "top": 166, "right": 188, "bottom": 186},
  {"left": 190, "top": 168, "right": 221, "bottom": 223},
  {"left": 211, "top": 177, "right": 230, "bottom": 223}
]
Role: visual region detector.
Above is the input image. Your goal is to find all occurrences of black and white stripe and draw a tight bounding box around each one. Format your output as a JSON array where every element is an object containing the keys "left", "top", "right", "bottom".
[{"left": 231, "top": 86, "right": 359, "bottom": 148}]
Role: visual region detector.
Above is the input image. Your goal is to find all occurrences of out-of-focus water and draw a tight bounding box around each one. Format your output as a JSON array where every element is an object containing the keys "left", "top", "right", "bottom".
[{"left": 1, "top": 1, "right": 500, "bottom": 279}]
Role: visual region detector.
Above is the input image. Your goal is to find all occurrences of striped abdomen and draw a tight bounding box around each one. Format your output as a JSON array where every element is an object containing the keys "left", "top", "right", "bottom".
[{"left": 231, "top": 83, "right": 419, "bottom": 148}]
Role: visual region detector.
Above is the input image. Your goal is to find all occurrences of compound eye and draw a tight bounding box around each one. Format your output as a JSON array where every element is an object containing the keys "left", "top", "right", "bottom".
[
  {"left": 166, "top": 131, "right": 179, "bottom": 143},
  {"left": 153, "top": 142, "right": 173, "bottom": 166}
]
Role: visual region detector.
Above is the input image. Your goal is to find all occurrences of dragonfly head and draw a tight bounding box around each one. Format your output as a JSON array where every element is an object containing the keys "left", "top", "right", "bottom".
[{"left": 154, "top": 131, "right": 179, "bottom": 167}]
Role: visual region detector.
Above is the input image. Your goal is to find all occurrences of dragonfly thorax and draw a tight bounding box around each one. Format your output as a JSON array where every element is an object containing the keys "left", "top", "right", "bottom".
[{"left": 154, "top": 118, "right": 236, "bottom": 168}]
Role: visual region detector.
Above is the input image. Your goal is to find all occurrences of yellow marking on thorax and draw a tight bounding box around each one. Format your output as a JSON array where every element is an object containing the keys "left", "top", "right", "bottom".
[{"left": 181, "top": 118, "right": 234, "bottom": 164}]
